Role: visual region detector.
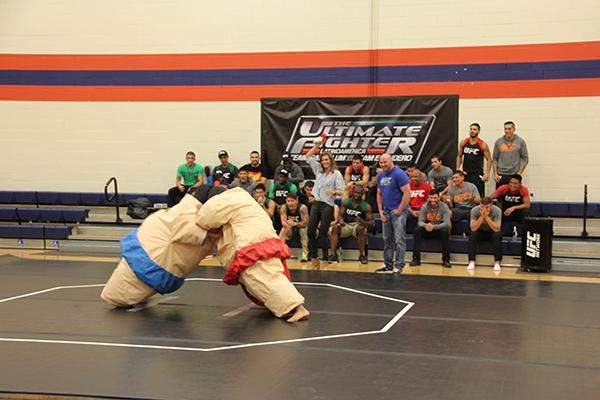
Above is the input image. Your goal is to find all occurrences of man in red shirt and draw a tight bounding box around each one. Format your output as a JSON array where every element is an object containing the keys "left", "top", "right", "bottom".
[
  {"left": 407, "top": 168, "right": 432, "bottom": 230},
  {"left": 492, "top": 174, "right": 530, "bottom": 223}
]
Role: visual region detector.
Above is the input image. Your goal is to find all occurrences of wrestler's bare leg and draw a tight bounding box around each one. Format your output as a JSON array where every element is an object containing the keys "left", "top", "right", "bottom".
[{"left": 287, "top": 304, "right": 310, "bottom": 322}]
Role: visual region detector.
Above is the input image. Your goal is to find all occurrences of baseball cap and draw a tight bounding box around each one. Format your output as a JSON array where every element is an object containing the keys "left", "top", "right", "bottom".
[
  {"left": 279, "top": 169, "right": 289, "bottom": 176},
  {"left": 281, "top": 154, "right": 290, "bottom": 161},
  {"left": 218, "top": 150, "right": 228, "bottom": 157},
  {"left": 215, "top": 170, "right": 224, "bottom": 176}
]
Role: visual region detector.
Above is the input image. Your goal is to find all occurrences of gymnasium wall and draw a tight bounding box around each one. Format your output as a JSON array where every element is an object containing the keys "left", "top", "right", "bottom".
[{"left": 1, "top": 0, "right": 599, "bottom": 201}]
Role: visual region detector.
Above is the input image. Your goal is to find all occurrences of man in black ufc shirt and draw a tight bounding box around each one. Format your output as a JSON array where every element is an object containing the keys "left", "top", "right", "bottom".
[{"left": 456, "top": 123, "right": 492, "bottom": 196}]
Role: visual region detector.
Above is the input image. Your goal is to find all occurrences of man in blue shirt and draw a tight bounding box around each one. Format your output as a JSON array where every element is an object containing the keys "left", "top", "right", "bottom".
[{"left": 376, "top": 154, "right": 411, "bottom": 273}]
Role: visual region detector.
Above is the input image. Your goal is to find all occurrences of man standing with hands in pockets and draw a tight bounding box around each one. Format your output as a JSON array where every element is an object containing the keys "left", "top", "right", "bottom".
[{"left": 375, "top": 154, "right": 411, "bottom": 274}]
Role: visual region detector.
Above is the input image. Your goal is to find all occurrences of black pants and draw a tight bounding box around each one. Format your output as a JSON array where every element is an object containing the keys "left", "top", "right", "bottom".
[
  {"left": 167, "top": 185, "right": 191, "bottom": 207},
  {"left": 307, "top": 201, "right": 335, "bottom": 259},
  {"left": 502, "top": 208, "right": 529, "bottom": 223},
  {"left": 465, "top": 172, "right": 485, "bottom": 196},
  {"left": 468, "top": 230, "right": 503, "bottom": 261},
  {"left": 413, "top": 227, "right": 450, "bottom": 261},
  {"left": 495, "top": 174, "right": 512, "bottom": 189},
  {"left": 451, "top": 207, "right": 472, "bottom": 223}
]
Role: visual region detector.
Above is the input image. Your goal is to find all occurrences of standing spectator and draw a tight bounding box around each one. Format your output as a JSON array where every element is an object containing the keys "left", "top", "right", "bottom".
[
  {"left": 298, "top": 180, "right": 315, "bottom": 213},
  {"left": 213, "top": 150, "right": 239, "bottom": 186},
  {"left": 305, "top": 137, "right": 345, "bottom": 268},
  {"left": 343, "top": 155, "right": 370, "bottom": 198},
  {"left": 492, "top": 174, "right": 531, "bottom": 224},
  {"left": 367, "top": 162, "right": 382, "bottom": 213},
  {"left": 468, "top": 196, "right": 503, "bottom": 271},
  {"left": 493, "top": 121, "right": 529, "bottom": 188},
  {"left": 427, "top": 155, "right": 453, "bottom": 195},
  {"left": 410, "top": 189, "right": 452, "bottom": 268},
  {"left": 279, "top": 193, "right": 309, "bottom": 262},
  {"left": 167, "top": 151, "right": 204, "bottom": 207},
  {"left": 241, "top": 150, "right": 268, "bottom": 184},
  {"left": 456, "top": 123, "right": 492, "bottom": 196},
  {"left": 328, "top": 185, "right": 373, "bottom": 264},
  {"left": 375, "top": 153, "right": 411, "bottom": 274},
  {"left": 231, "top": 167, "right": 257, "bottom": 195},
  {"left": 254, "top": 183, "right": 275, "bottom": 218},
  {"left": 275, "top": 154, "right": 305, "bottom": 188},
  {"left": 446, "top": 171, "right": 481, "bottom": 223}
]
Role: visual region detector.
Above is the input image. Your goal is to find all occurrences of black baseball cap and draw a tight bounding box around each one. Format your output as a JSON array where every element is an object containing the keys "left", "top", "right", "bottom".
[
  {"left": 218, "top": 150, "right": 228, "bottom": 157},
  {"left": 279, "top": 169, "right": 289, "bottom": 176}
]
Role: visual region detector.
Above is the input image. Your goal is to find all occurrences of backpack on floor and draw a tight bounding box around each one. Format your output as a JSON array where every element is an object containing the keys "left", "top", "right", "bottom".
[{"left": 126, "top": 197, "right": 153, "bottom": 219}]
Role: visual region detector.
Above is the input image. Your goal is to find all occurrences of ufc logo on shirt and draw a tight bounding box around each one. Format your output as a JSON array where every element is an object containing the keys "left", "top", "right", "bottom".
[
  {"left": 504, "top": 196, "right": 522, "bottom": 203},
  {"left": 276, "top": 190, "right": 289, "bottom": 197},
  {"left": 463, "top": 148, "right": 480, "bottom": 155},
  {"left": 411, "top": 190, "right": 425, "bottom": 198},
  {"left": 346, "top": 209, "right": 362, "bottom": 216}
]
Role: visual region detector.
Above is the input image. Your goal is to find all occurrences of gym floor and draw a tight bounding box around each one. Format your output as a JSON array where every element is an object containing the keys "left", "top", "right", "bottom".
[{"left": 0, "top": 250, "right": 599, "bottom": 400}]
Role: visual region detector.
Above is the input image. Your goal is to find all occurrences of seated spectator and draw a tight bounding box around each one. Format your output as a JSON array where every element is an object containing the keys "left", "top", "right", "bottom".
[
  {"left": 253, "top": 183, "right": 275, "bottom": 218},
  {"left": 492, "top": 174, "right": 530, "bottom": 224},
  {"left": 468, "top": 196, "right": 503, "bottom": 271},
  {"left": 343, "top": 155, "right": 370, "bottom": 200},
  {"left": 298, "top": 180, "right": 315, "bottom": 213},
  {"left": 328, "top": 185, "right": 373, "bottom": 264},
  {"left": 408, "top": 167, "right": 432, "bottom": 228},
  {"left": 241, "top": 150, "right": 268, "bottom": 184},
  {"left": 167, "top": 151, "right": 204, "bottom": 207},
  {"left": 406, "top": 164, "right": 427, "bottom": 182},
  {"left": 268, "top": 169, "right": 299, "bottom": 229},
  {"left": 231, "top": 167, "right": 257, "bottom": 195},
  {"left": 279, "top": 193, "right": 309, "bottom": 262},
  {"left": 427, "top": 155, "right": 453, "bottom": 195},
  {"left": 446, "top": 171, "right": 481, "bottom": 223},
  {"left": 213, "top": 170, "right": 226, "bottom": 188},
  {"left": 212, "top": 150, "right": 238, "bottom": 186},
  {"left": 274, "top": 153, "right": 305, "bottom": 188},
  {"left": 410, "top": 189, "right": 452, "bottom": 268}
]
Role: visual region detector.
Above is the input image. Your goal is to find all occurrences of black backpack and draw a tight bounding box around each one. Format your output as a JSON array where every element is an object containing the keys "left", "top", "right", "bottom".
[{"left": 126, "top": 197, "right": 153, "bottom": 219}]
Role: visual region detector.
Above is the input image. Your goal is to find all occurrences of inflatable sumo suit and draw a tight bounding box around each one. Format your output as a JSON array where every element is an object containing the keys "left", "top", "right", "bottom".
[
  {"left": 101, "top": 193, "right": 208, "bottom": 307},
  {"left": 195, "top": 187, "right": 305, "bottom": 317}
]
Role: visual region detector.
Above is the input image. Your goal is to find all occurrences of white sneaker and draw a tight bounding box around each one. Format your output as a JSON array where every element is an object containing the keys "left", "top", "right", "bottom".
[
  {"left": 467, "top": 261, "right": 475, "bottom": 270},
  {"left": 493, "top": 262, "right": 501, "bottom": 271}
]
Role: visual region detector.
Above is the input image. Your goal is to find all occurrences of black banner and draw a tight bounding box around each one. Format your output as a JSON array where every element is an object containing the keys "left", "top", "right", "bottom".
[{"left": 261, "top": 95, "right": 458, "bottom": 178}]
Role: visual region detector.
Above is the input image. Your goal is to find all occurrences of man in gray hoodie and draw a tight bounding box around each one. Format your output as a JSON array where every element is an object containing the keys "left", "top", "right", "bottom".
[
  {"left": 410, "top": 189, "right": 452, "bottom": 268},
  {"left": 493, "top": 121, "right": 529, "bottom": 188}
]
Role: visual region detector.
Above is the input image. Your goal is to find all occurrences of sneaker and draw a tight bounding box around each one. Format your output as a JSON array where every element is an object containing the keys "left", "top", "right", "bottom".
[
  {"left": 327, "top": 255, "right": 338, "bottom": 264},
  {"left": 442, "top": 260, "right": 452, "bottom": 268},
  {"left": 375, "top": 265, "right": 395, "bottom": 274},
  {"left": 359, "top": 255, "right": 368, "bottom": 264},
  {"left": 467, "top": 261, "right": 475, "bottom": 270},
  {"left": 409, "top": 258, "right": 421, "bottom": 267},
  {"left": 493, "top": 262, "right": 501, "bottom": 271},
  {"left": 300, "top": 251, "right": 309, "bottom": 263}
]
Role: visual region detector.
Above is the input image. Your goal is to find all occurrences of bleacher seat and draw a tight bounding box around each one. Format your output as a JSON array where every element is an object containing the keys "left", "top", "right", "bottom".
[
  {"left": 0, "top": 208, "right": 88, "bottom": 223},
  {"left": 0, "top": 224, "right": 72, "bottom": 240}
]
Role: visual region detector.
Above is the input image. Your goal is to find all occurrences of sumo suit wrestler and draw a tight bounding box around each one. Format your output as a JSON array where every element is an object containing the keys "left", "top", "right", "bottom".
[
  {"left": 101, "top": 192, "right": 215, "bottom": 308},
  {"left": 195, "top": 186, "right": 310, "bottom": 322}
]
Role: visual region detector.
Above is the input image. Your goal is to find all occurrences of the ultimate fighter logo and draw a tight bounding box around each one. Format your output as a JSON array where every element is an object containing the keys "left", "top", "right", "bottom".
[{"left": 285, "top": 115, "right": 436, "bottom": 167}]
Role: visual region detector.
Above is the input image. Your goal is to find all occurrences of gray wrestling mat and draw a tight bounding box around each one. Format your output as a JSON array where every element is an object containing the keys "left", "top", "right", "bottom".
[{"left": 0, "top": 255, "right": 599, "bottom": 400}]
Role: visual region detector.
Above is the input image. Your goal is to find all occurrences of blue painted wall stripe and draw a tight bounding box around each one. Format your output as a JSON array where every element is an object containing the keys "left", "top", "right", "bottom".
[{"left": 0, "top": 60, "right": 599, "bottom": 86}]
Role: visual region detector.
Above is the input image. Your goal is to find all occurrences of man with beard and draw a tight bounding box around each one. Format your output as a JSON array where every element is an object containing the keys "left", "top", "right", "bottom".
[
  {"left": 456, "top": 123, "right": 492, "bottom": 196},
  {"left": 410, "top": 189, "right": 452, "bottom": 268}
]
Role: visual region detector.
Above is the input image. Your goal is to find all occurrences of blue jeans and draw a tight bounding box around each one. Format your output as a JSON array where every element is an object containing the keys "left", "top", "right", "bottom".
[{"left": 382, "top": 210, "right": 408, "bottom": 269}]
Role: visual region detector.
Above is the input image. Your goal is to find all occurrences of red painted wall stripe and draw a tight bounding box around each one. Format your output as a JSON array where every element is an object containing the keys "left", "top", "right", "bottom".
[
  {"left": 1, "top": 78, "right": 599, "bottom": 101},
  {"left": 1, "top": 41, "right": 599, "bottom": 71}
]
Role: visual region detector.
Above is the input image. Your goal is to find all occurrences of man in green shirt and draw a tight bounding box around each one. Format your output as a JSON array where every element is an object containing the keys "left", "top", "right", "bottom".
[{"left": 167, "top": 151, "right": 204, "bottom": 207}]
